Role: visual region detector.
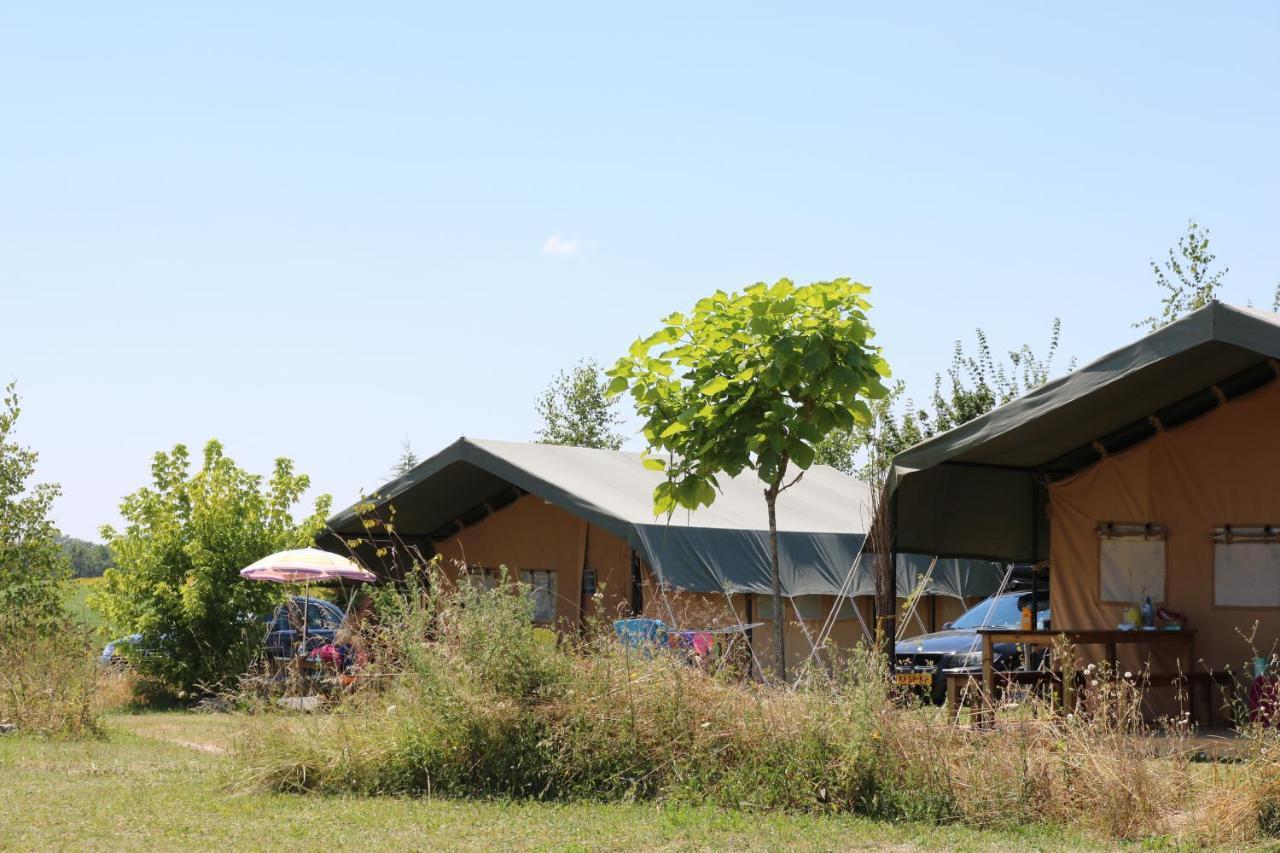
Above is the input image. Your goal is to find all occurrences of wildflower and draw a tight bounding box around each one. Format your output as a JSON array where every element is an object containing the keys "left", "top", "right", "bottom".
[
  {"left": 1124, "top": 671, "right": 1132, "bottom": 678},
  {"left": 1091, "top": 679, "right": 1099, "bottom": 687}
]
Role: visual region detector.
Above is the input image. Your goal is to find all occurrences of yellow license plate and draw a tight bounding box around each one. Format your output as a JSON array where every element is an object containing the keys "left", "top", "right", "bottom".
[{"left": 895, "top": 672, "right": 933, "bottom": 687}]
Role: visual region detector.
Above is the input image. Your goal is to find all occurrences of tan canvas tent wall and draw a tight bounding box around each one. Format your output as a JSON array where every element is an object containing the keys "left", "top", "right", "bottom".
[
  {"left": 1050, "top": 378, "right": 1280, "bottom": 671},
  {"left": 431, "top": 494, "right": 634, "bottom": 630},
  {"left": 886, "top": 301, "right": 1280, "bottom": 671}
]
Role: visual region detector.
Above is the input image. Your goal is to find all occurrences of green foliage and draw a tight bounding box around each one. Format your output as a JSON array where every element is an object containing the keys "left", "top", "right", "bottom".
[
  {"left": 388, "top": 438, "right": 419, "bottom": 479},
  {"left": 58, "top": 535, "right": 113, "bottom": 578},
  {"left": 1136, "top": 220, "right": 1229, "bottom": 331},
  {"left": 857, "top": 321, "right": 1070, "bottom": 483},
  {"left": 535, "top": 358, "right": 625, "bottom": 450},
  {"left": 608, "top": 278, "right": 890, "bottom": 514},
  {"left": 608, "top": 278, "right": 889, "bottom": 679},
  {"left": 0, "top": 382, "right": 69, "bottom": 638},
  {"left": 95, "top": 440, "right": 332, "bottom": 698},
  {"left": 812, "top": 426, "right": 859, "bottom": 474}
]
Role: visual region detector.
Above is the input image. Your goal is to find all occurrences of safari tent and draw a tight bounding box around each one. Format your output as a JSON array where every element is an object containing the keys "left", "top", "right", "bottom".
[
  {"left": 322, "top": 438, "right": 1002, "bottom": 672},
  {"left": 886, "top": 301, "right": 1280, "bottom": 675}
]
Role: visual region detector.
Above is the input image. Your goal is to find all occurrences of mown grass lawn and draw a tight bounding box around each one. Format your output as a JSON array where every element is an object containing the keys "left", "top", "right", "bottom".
[{"left": 0, "top": 712, "right": 1093, "bottom": 851}]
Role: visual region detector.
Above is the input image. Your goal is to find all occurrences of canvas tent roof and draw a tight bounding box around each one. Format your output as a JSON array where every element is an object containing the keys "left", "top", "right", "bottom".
[
  {"left": 325, "top": 437, "right": 1002, "bottom": 598},
  {"left": 888, "top": 301, "right": 1280, "bottom": 562},
  {"left": 326, "top": 437, "right": 871, "bottom": 596}
]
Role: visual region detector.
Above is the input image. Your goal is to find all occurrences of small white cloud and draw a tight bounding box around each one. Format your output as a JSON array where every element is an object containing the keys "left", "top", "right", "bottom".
[{"left": 542, "top": 234, "right": 585, "bottom": 256}]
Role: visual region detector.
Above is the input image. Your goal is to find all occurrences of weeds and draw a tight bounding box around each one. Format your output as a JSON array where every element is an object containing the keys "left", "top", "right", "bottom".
[
  {"left": 234, "top": 562, "right": 1280, "bottom": 844},
  {"left": 0, "top": 619, "right": 103, "bottom": 738}
]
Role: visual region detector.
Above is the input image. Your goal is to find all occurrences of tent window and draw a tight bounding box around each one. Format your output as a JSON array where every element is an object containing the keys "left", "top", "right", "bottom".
[
  {"left": 519, "top": 569, "right": 557, "bottom": 623},
  {"left": 1212, "top": 527, "right": 1280, "bottom": 608},
  {"left": 1097, "top": 523, "right": 1167, "bottom": 604},
  {"left": 468, "top": 567, "right": 557, "bottom": 623}
]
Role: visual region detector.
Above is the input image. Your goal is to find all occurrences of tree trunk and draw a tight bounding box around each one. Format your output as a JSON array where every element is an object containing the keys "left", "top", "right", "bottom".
[
  {"left": 766, "top": 484, "right": 786, "bottom": 683},
  {"left": 873, "top": 485, "right": 898, "bottom": 664}
]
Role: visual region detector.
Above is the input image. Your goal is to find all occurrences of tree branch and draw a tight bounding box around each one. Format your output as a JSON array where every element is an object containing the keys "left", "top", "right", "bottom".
[{"left": 778, "top": 470, "right": 805, "bottom": 494}]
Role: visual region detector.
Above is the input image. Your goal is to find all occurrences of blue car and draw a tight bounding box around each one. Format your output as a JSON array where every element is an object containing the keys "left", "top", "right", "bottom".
[
  {"left": 894, "top": 589, "right": 1051, "bottom": 704},
  {"left": 99, "top": 633, "right": 143, "bottom": 666},
  {"left": 100, "top": 596, "right": 346, "bottom": 665},
  {"left": 262, "top": 596, "right": 346, "bottom": 660}
]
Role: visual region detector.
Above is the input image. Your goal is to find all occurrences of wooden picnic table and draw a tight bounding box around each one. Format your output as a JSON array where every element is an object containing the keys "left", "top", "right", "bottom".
[{"left": 976, "top": 628, "right": 1197, "bottom": 702}]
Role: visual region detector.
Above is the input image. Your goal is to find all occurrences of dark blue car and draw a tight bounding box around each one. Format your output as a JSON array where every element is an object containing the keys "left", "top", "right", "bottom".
[
  {"left": 101, "top": 596, "right": 346, "bottom": 665},
  {"left": 263, "top": 596, "right": 346, "bottom": 660},
  {"left": 894, "top": 590, "right": 1051, "bottom": 704}
]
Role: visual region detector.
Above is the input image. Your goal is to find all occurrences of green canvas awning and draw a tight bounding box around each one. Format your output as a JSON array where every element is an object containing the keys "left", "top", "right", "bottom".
[{"left": 887, "top": 302, "right": 1280, "bottom": 561}]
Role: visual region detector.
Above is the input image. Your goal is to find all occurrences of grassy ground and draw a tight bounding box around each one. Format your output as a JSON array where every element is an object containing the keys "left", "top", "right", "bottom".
[
  {"left": 64, "top": 576, "right": 109, "bottom": 642},
  {"left": 0, "top": 712, "right": 1091, "bottom": 851}
]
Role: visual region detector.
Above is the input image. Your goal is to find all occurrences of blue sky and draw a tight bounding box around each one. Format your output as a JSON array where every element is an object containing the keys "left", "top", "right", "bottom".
[{"left": 2, "top": 4, "right": 1278, "bottom": 540}]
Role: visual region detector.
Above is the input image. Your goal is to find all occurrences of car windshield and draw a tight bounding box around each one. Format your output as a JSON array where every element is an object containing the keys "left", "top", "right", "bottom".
[
  {"left": 306, "top": 604, "right": 342, "bottom": 631},
  {"left": 274, "top": 601, "right": 343, "bottom": 632},
  {"left": 951, "top": 593, "right": 1049, "bottom": 630}
]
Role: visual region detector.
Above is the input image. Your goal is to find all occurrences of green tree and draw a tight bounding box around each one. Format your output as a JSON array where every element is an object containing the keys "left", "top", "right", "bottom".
[
  {"left": 58, "top": 535, "right": 114, "bottom": 578},
  {"left": 1137, "top": 220, "right": 1229, "bottom": 331},
  {"left": 857, "top": 320, "right": 1069, "bottom": 483},
  {"left": 608, "top": 278, "right": 890, "bottom": 680},
  {"left": 389, "top": 438, "right": 419, "bottom": 479},
  {"left": 95, "top": 440, "right": 332, "bottom": 697},
  {"left": 812, "top": 426, "right": 858, "bottom": 474},
  {"left": 536, "top": 358, "right": 625, "bottom": 450},
  {"left": 0, "top": 382, "right": 69, "bottom": 637}
]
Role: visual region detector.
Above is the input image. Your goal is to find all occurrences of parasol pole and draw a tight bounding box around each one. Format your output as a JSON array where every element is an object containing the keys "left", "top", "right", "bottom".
[{"left": 302, "top": 579, "right": 310, "bottom": 657}]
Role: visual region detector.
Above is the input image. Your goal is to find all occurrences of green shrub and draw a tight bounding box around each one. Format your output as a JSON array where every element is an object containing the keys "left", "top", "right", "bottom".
[
  {"left": 0, "top": 382, "right": 70, "bottom": 638},
  {"left": 94, "top": 440, "right": 331, "bottom": 700}
]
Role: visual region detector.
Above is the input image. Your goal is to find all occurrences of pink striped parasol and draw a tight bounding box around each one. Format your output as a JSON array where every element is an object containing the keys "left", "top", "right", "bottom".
[{"left": 240, "top": 548, "right": 376, "bottom": 584}]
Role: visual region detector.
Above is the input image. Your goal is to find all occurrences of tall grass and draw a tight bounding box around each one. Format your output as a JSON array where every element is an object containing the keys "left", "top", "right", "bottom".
[
  {"left": 0, "top": 619, "right": 103, "bottom": 738},
  {"left": 235, "top": 563, "right": 1280, "bottom": 844}
]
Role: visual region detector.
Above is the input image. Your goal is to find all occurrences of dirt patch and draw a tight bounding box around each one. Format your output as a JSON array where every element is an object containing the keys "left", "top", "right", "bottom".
[{"left": 111, "top": 712, "right": 242, "bottom": 755}]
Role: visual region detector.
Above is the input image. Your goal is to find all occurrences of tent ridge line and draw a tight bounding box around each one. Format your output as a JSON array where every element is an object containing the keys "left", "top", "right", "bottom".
[{"left": 890, "top": 302, "right": 1280, "bottom": 478}]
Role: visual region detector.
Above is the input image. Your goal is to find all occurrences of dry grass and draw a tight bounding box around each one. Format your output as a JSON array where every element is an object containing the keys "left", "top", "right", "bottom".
[
  {"left": 232, "top": 565, "right": 1280, "bottom": 845},
  {"left": 3, "top": 711, "right": 1083, "bottom": 852},
  {"left": 0, "top": 621, "right": 103, "bottom": 738}
]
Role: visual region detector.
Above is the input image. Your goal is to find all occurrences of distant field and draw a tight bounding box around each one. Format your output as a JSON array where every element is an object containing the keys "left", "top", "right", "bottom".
[
  {"left": 0, "top": 712, "right": 1090, "bottom": 851},
  {"left": 65, "top": 576, "right": 109, "bottom": 641}
]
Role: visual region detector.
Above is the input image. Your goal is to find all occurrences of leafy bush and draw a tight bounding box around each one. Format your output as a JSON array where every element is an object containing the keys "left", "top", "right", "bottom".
[{"left": 94, "top": 440, "right": 331, "bottom": 699}]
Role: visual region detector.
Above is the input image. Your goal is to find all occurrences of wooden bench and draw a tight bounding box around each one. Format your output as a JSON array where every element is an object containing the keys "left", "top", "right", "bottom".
[
  {"left": 946, "top": 670, "right": 1237, "bottom": 725},
  {"left": 947, "top": 670, "right": 1064, "bottom": 714}
]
